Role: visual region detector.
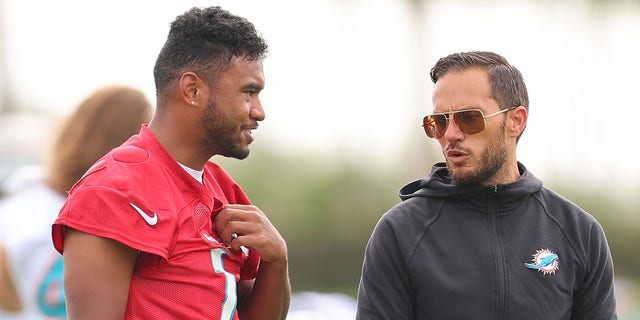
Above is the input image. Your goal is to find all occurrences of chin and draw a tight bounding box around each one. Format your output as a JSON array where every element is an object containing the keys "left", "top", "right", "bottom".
[
  {"left": 446, "top": 160, "right": 471, "bottom": 171},
  {"left": 227, "top": 147, "right": 250, "bottom": 160},
  {"left": 448, "top": 165, "right": 477, "bottom": 185},
  {"left": 235, "top": 151, "right": 250, "bottom": 160}
]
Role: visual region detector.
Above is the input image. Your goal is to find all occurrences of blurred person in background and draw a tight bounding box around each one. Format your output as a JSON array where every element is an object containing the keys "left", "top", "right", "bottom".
[
  {"left": 356, "top": 51, "right": 617, "bottom": 319},
  {"left": 0, "top": 85, "right": 153, "bottom": 319},
  {"left": 52, "top": 6, "right": 290, "bottom": 320}
]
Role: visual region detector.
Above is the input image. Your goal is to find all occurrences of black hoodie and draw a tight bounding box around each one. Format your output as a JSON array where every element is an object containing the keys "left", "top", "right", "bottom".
[{"left": 357, "top": 162, "right": 617, "bottom": 320}]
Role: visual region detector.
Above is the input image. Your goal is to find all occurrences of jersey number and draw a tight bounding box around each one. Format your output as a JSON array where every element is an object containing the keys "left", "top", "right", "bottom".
[{"left": 210, "top": 248, "right": 238, "bottom": 320}]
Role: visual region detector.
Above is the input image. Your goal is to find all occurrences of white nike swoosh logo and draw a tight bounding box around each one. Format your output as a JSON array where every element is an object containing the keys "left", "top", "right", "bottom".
[{"left": 129, "top": 203, "right": 158, "bottom": 226}]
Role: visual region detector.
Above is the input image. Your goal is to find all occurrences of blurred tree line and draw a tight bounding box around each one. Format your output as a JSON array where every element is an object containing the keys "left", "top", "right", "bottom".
[
  {"left": 550, "top": 184, "right": 640, "bottom": 280},
  {"left": 217, "top": 145, "right": 640, "bottom": 298}
]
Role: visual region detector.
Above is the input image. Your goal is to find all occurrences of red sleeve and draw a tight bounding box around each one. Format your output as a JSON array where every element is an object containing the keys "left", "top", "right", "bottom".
[{"left": 52, "top": 185, "right": 177, "bottom": 261}]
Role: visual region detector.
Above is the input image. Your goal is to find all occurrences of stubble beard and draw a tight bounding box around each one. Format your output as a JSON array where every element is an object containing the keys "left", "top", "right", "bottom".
[
  {"left": 448, "top": 121, "right": 508, "bottom": 187},
  {"left": 200, "top": 97, "right": 250, "bottom": 160}
]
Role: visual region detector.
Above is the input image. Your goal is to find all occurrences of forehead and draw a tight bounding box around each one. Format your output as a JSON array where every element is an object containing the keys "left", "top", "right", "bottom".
[
  {"left": 431, "top": 68, "right": 495, "bottom": 113},
  {"left": 217, "top": 56, "right": 265, "bottom": 88}
]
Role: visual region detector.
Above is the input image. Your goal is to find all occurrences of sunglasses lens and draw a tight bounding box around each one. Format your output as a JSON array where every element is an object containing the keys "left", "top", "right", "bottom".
[
  {"left": 423, "top": 114, "right": 447, "bottom": 138},
  {"left": 454, "top": 110, "right": 485, "bottom": 135}
]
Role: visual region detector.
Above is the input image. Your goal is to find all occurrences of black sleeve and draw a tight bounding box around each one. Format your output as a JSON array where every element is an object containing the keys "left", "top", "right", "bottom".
[
  {"left": 356, "top": 215, "right": 415, "bottom": 320},
  {"left": 570, "top": 220, "right": 618, "bottom": 320}
]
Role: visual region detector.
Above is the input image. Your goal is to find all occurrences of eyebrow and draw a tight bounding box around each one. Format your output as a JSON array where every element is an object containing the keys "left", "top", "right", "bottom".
[
  {"left": 432, "top": 106, "right": 483, "bottom": 114},
  {"left": 245, "top": 82, "right": 263, "bottom": 91}
]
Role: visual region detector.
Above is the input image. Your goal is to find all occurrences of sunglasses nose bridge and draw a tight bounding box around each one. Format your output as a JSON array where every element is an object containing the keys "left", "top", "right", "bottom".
[{"left": 440, "top": 112, "right": 465, "bottom": 138}]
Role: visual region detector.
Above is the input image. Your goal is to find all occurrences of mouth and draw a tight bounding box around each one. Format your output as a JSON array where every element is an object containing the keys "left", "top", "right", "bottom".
[
  {"left": 446, "top": 148, "right": 469, "bottom": 164},
  {"left": 246, "top": 125, "right": 258, "bottom": 135},
  {"left": 242, "top": 124, "right": 258, "bottom": 141}
]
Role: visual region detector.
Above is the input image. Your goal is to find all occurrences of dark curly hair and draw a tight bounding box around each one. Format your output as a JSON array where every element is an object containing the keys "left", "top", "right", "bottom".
[{"left": 153, "top": 6, "right": 268, "bottom": 97}]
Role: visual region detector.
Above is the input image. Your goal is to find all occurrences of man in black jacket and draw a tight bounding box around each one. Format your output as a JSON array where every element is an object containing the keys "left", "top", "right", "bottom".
[{"left": 356, "top": 51, "right": 617, "bottom": 319}]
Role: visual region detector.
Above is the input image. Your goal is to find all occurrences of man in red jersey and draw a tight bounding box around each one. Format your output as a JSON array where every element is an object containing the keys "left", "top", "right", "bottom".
[{"left": 52, "top": 6, "right": 289, "bottom": 320}]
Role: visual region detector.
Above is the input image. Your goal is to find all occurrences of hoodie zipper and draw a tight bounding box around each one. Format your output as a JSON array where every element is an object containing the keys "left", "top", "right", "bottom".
[{"left": 489, "top": 185, "right": 506, "bottom": 320}]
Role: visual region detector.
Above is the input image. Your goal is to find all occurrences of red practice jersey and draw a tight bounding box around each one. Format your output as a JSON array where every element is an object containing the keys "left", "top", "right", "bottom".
[{"left": 52, "top": 125, "right": 260, "bottom": 319}]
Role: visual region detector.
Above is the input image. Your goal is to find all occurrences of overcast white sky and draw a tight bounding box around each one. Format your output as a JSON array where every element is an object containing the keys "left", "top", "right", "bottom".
[{"left": 2, "top": 0, "right": 639, "bottom": 198}]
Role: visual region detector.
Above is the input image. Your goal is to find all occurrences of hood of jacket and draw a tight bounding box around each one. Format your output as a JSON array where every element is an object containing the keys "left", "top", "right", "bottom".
[{"left": 399, "top": 162, "right": 544, "bottom": 210}]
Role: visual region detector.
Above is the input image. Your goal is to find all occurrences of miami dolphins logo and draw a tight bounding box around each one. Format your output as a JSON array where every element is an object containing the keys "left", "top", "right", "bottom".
[{"left": 524, "top": 248, "right": 559, "bottom": 275}]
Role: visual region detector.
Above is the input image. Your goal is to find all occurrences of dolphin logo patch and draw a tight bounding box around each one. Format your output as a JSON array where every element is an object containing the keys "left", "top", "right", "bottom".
[{"left": 524, "top": 248, "right": 559, "bottom": 275}]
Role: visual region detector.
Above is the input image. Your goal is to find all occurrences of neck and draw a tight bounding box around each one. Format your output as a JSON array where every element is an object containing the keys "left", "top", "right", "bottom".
[
  {"left": 148, "top": 108, "right": 207, "bottom": 170},
  {"left": 483, "top": 159, "right": 521, "bottom": 186}
]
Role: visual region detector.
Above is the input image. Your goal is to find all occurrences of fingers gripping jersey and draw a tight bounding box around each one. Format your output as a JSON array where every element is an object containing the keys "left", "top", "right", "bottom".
[{"left": 52, "top": 126, "right": 260, "bottom": 319}]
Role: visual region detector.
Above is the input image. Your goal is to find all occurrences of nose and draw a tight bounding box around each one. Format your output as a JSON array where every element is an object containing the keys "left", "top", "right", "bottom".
[
  {"left": 250, "top": 97, "right": 266, "bottom": 121},
  {"left": 442, "top": 116, "right": 464, "bottom": 142}
]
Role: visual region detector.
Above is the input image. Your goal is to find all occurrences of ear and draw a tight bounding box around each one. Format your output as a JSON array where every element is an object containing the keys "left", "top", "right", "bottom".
[
  {"left": 508, "top": 106, "right": 528, "bottom": 138},
  {"left": 178, "top": 72, "right": 201, "bottom": 106}
]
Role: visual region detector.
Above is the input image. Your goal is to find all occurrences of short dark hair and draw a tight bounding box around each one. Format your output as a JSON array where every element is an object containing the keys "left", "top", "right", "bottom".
[
  {"left": 153, "top": 6, "right": 268, "bottom": 97},
  {"left": 429, "top": 51, "right": 529, "bottom": 113}
]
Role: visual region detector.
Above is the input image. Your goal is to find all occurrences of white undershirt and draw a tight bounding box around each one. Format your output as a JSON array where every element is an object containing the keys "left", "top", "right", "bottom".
[{"left": 178, "top": 163, "right": 204, "bottom": 184}]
